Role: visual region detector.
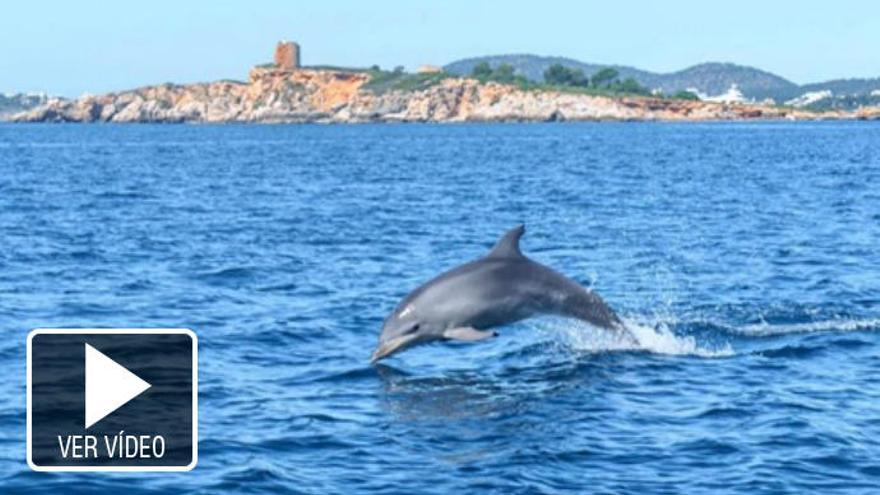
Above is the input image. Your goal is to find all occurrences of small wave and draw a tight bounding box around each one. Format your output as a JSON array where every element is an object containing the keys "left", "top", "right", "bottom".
[
  {"left": 760, "top": 344, "right": 824, "bottom": 359},
  {"left": 94, "top": 191, "right": 156, "bottom": 200},
  {"left": 192, "top": 266, "right": 260, "bottom": 287},
  {"left": 533, "top": 317, "right": 734, "bottom": 358},
  {"left": 197, "top": 266, "right": 256, "bottom": 280},
  {"left": 739, "top": 318, "right": 880, "bottom": 336}
]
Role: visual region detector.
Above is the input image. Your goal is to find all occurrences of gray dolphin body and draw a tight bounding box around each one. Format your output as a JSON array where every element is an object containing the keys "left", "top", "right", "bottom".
[{"left": 371, "top": 225, "right": 631, "bottom": 362}]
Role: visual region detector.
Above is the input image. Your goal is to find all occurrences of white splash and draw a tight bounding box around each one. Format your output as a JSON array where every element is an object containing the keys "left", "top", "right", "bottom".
[{"left": 532, "top": 316, "right": 734, "bottom": 358}]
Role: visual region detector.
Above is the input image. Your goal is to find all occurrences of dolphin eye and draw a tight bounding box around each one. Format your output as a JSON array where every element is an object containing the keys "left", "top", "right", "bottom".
[{"left": 403, "top": 324, "right": 420, "bottom": 335}]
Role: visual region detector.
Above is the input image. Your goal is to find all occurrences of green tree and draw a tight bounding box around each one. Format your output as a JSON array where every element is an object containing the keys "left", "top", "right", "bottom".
[
  {"left": 472, "top": 62, "right": 493, "bottom": 79},
  {"left": 569, "top": 68, "right": 588, "bottom": 87},
  {"left": 493, "top": 63, "right": 516, "bottom": 83},
  {"left": 544, "top": 64, "right": 588, "bottom": 86},
  {"left": 673, "top": 90, "right": 700, "bottom": 101},
  {"left": 544, "top": 64, "right": 569, "bottom": 85},
  {"left": 612, "top": 77, "right": 651, "bottom": 95},
  {"left": 591, "top": 68, "right": 619, "bottom": 88}
]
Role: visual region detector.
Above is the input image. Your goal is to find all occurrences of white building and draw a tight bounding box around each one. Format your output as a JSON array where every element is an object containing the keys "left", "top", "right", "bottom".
[
  {"left": 702, "top": 83, "right": 747, "bottom": 104},
  {"left": 785, "top": 90, "right": 832, "bottom": 108}
]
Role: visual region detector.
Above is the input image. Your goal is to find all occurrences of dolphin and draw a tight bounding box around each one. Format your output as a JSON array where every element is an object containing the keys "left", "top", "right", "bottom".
[{"left": 371, "top": 225, "right": 632, "bottom": 362}]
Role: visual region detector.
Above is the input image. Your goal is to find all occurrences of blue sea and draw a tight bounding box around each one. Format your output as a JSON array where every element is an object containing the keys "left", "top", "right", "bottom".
[{"left": 1, "top": 122, "right": 879, "bottom": 494}]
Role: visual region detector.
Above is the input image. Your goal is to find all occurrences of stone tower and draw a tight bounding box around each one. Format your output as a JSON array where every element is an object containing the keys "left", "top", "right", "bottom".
[{"left": 274, "top": 41, "right": 301, "bottom": 70}]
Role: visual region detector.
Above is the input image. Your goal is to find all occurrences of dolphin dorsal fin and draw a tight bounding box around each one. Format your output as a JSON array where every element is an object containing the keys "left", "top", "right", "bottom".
[{"left": 487, "top": 225, "right": 526, "bottom": 259}]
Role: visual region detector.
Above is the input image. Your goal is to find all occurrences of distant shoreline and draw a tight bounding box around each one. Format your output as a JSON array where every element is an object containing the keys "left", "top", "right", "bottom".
[{"left": 8, "top": 67, "right": 880, "bottom": 124}]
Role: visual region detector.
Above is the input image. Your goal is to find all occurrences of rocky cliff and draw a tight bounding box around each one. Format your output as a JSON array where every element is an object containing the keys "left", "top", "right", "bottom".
[{"left": 10, "top": 67, "right": 878, "bottom": 123}]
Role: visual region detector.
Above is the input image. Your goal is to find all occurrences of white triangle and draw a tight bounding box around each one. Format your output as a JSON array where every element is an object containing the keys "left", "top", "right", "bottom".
[{"left": 84, "top": 343, "right": 151, "bottom": 429}]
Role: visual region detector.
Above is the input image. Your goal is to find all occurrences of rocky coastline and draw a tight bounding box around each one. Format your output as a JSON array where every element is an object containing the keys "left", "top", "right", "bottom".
[{"left": 10, "top": 66, "right": 880, "bottom": 124}]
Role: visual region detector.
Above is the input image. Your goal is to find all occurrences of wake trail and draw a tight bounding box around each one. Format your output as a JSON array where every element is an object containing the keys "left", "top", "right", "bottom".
[
  {"left": 532, "top": 315, "right": 880, "bottom": 359},
  {"left": 738, "top": 318, "right": 880, "bottom": 336},
  {"left": 532, "top": 316, "right": 735, "bottom": 358}
]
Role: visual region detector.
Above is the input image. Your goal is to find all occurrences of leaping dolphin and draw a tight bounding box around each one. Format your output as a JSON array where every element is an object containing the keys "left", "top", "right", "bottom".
[{"left": 371, "top": 225, "right": 632, "bottom": 362}]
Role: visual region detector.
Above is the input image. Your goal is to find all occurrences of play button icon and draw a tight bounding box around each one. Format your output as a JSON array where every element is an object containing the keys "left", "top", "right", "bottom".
[
  {"left": 85, "top": 343, "right": 152, "bottom": 429},
  {"left": 27, "top": 328, "right": 197, "bottom": 471}
]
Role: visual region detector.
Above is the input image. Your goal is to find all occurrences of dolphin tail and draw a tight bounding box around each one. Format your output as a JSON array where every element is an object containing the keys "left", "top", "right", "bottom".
[{"left": 564, "top": 290, "right": 639, "bottom": 344}]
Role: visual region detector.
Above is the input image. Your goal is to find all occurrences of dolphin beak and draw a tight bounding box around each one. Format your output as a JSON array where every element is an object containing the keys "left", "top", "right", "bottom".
[{"left": 370, "top": 335, "right": 416, "bottom": 363}]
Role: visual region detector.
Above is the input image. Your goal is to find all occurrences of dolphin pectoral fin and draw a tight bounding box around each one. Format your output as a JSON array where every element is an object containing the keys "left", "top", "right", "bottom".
[{"left": 443, "top": 327, "right": 498, "bottom": 342}]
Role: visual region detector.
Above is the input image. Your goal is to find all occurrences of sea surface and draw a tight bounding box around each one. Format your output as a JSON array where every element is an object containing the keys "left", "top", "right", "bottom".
[{"left": 0, "top": 122, "right": 879, "bottom": 494}]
